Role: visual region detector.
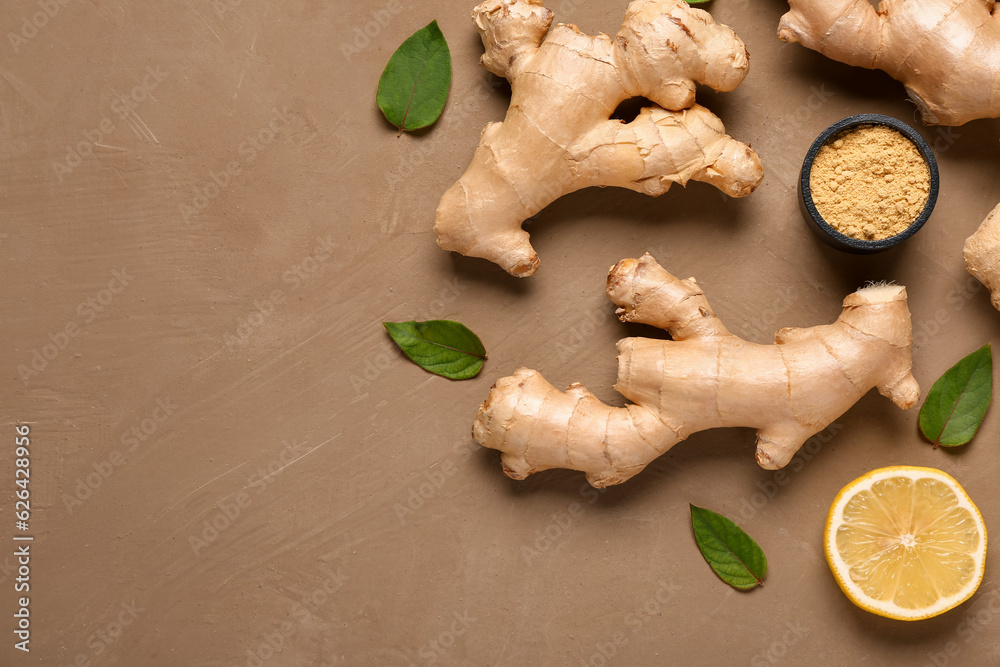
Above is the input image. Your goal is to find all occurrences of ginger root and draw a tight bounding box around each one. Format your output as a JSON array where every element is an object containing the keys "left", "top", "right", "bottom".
[
  {"left": 473, "top": 254, "right": 920, "bottom": 487},
  {"left": 779, "top": 0, "right": 1000, "bottom": 126},
  {"left": 434, "top": 0, "right": 764, "bottom": 277},
  {"left": 965, "top": 202, "right": 1000, "bottom": 310}
]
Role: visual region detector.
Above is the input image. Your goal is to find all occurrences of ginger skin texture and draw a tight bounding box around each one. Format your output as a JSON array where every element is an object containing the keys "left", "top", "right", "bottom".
[
  {"left": 965, "top": 202, "right": 1000, "bottom": 310},
  {"left": 473, "top": 254, "right": 920, "bottom": 488},
  {"left": 434, "top": 0, "right": 764, "bottom": 277},
  {"left": 779, "top": 0, "right": 1000, "bottom": 126}
]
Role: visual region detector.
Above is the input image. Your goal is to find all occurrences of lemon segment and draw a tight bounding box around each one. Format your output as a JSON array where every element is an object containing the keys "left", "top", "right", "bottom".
[{"left": 824, "top": 466, "right": 987, "bottom": 621}]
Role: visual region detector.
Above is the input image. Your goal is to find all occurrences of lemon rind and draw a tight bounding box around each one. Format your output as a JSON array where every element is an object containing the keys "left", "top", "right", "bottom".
[{"left": 824, "top": 465, "right": 988, "bottom": 621}]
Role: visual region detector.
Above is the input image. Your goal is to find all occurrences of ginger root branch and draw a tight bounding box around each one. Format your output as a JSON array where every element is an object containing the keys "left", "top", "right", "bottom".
[
  {"left": 474, "top": 254, "right": 920, "bottom": 487},
  {"left": 965, "top": 201, "right": 1000, "bottom": 310},
  {"left": 779, "top": 0, "right": 1000, "bottom": 126},
  {"left": 435, "top": 0, "right": 763, "bottom": 277}
]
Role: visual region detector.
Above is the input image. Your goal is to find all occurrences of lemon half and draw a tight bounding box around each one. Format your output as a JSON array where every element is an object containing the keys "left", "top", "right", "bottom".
[{"left": 824, "top": 466, "right": 987, "bottom": 621}]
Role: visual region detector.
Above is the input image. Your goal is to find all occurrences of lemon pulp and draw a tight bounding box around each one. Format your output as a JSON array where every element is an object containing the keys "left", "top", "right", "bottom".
[{"left": 825, "top": 467, "right": 987, "bottom": 620}]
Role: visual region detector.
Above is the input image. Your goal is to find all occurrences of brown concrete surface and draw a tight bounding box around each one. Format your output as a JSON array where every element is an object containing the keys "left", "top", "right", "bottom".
[{"left": 2, "top": 0, "right": 1000, "bottom": 665}]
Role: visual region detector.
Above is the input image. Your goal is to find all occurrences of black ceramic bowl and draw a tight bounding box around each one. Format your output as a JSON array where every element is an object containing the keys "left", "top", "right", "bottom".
[{"left": 799, "top": 114, "right": 939, "bottom": 253}]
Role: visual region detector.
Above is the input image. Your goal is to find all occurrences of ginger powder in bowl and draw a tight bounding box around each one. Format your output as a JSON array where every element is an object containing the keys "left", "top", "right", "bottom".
[{"left": 800, "top": 114, "right": 939, "bottom": 253}]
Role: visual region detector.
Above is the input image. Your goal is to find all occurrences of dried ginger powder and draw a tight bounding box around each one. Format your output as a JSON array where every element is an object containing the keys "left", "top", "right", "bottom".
[{"left": 809, "top": 124, "right": 930, "bottom": 240}]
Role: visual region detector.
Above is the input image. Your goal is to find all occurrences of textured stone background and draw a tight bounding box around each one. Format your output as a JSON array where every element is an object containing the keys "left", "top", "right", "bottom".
[{"left": 2, "top": 0, "right": 999, "bottom": 664}]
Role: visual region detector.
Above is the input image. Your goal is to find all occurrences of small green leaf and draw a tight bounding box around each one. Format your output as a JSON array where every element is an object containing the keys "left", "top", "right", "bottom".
[
  {"left": 919, "top": 344, "right": 992, "bottom": 447},
  {"left": 690, "top": 505, "right": 767, "bottom": 590},
  {"left": 376, "top": 21, "right": 452, "bottom": 134},
  {"left": 383, "top": 320, "right": 486, "bottom": 380},
  {"left": 685, "top": 0, "right": 712, "bottom": 3}
]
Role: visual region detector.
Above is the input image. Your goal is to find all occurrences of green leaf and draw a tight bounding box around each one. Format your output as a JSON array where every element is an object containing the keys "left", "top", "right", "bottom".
[
  {"left": 919, "top": 344, "right": 992, "bottom": 447},
  {"left": 685, "top": 0, "right": 712, "bottom": 3},
  {"left": 376, "top": 21, "right": 452, "bottom": 134},
  {"left": 383, "top": 320, "right": 486, "bottom": 380},
  {"left": 690, "top": 505, "right": 767, "bottom": 590}
]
